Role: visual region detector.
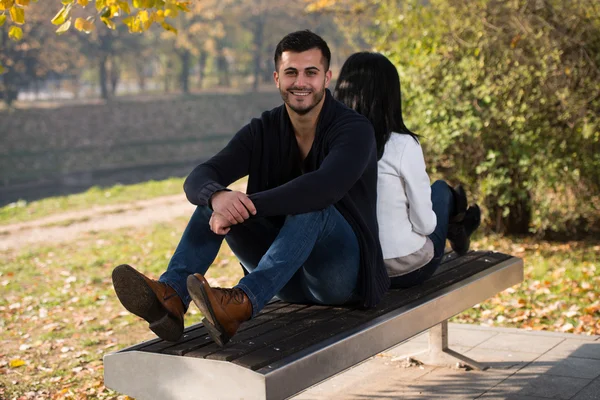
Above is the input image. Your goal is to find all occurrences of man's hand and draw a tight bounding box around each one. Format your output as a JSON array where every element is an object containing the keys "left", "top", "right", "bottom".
[
  {"left": 209, "top": 212, "right": 233, "bottom": 235},
  {"left": 210, "top": 190, "right": 257, "bottom": 224}
]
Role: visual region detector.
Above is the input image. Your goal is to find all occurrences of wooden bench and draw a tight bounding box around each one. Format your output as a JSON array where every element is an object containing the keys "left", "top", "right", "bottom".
[{"left": 104, "top": 250, "right": 523, "bottom": 400}]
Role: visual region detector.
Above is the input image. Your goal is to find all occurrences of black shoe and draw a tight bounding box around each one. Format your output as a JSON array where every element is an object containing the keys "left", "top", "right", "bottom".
[
  {"left": 450, "top": 185, "right": 467, "bottom": 223},
  {"left": 463, "top": 204, "right": 481, "bottom": 237},
  {"left": 447, "top": 205, "right": 481, "bottom": 255}
]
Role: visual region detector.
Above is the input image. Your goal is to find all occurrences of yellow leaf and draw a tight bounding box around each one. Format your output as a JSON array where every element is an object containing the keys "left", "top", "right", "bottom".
[
  {"left": 122, "top": 14, "right": 134, "bottom": 27},
  {"left": 74, "top": 17, "right": 94, "bottom": 33},
  {"left": 164, "top": 2, "right": 177, "bottom": 17},
  {"left": 95, "top": 0, "right": 105, "bottom": 11},
  {"left": 56, "top": 18, "right": 71, "bottom": 34},
  {"left": 160, "top": 21, "right": 176, "bottom": 34},
  {"left": 0, "top": 14, "right": 6, "bottom": 26},
  {"left": 175, "top": 1, "right": 190, "bottom": 12},
  {"left": 9, "top": 359, "right": 25, "bottom": 368},
  {"left": 98, "top": 5, "right": 109, "bottom": 17},
  {"left": 51, "top": 4, "right": 71, "bottom": 25},
  {"left": 77, "top": 0, "right": 88, "bottom": 5},
  {"left": 15, "top": 0, "right": 29, "bottom": 5},
  {"left": 8, "top": 24, "right": 22, "bottom": 40},
  {"left": 101, "top": 16, "right": 115, "bottom": 29},
  {"left": 0, "top": 0, "right": 15, "bottom": 12},
  {"left": 9, "top": 4, "right": 24, "bottom": 24},
  {"left": 138, "top": 9, "right": 148, "bottom": 22},
  {"left": 0, "top": 63, "right": 4, "bottom": 74},
  {"left": 118, "top": 0, "right": 130, "bottom": 14}
]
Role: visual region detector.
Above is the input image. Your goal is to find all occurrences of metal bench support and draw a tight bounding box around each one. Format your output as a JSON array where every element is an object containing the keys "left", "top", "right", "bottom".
[{"left": 412, "top": 320, "right": 488, "bottom": 370}]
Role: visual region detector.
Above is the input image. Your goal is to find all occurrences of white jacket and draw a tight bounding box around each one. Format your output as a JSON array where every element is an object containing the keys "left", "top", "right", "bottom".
[{"left": 377, "top": 132, "right": 437, "bottom": 260}]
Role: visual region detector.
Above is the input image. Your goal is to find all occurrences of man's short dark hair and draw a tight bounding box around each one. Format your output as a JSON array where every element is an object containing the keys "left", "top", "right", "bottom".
[{"left": 274, "top": 30, "right": 331, "bottom": 71}]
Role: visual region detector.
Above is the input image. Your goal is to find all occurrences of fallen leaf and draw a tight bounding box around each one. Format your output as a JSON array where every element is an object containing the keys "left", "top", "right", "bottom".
[{"left": 9, "top": 359, "right": 26, "bottom": 368}]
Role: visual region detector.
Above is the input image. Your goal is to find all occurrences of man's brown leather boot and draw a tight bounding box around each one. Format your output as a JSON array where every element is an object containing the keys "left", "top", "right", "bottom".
[
  {"left": 186, "top": 273, "right": 252, "bottom": 346},
  {"left": 112, "top": 264, "right": 185, "bottom": 342}
]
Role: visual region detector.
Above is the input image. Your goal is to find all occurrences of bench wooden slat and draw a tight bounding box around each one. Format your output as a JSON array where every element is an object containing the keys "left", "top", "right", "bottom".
[
  {"left": 235, "top": 311, "right": 366, "bottom": 371},
  {"left": 178, "top": 303, "right": 313, "bottom": 357},
  {"left": 129, "top": 294, "right": 289, "bottom": 353},
  {"left": 204, "top": 306, "right": 347, "bottom": 362}
]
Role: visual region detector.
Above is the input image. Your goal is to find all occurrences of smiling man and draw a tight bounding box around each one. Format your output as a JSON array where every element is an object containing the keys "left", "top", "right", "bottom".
[{"left": 111, "top": 30, "right": 389, "bottom": 346}]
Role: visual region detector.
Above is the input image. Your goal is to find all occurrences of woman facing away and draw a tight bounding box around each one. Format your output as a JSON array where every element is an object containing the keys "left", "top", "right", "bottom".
[{"left": 334, "top": 52, "right": 481, "bottom": 288}]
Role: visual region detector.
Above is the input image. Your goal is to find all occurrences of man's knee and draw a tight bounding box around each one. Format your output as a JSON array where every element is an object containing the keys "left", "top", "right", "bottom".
[{"left": 194, "top": 205, "right": 213, "bottom": 220}]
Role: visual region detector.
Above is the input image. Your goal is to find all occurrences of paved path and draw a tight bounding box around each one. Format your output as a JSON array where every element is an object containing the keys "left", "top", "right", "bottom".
[
  {"left": 0, "top": 194, "right": 195, "bottom": 251},
  {"left": 293, "top": 323, "right": 600, "bottom": 399}
]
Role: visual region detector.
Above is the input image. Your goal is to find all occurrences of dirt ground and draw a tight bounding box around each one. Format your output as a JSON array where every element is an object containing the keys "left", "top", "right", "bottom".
[{"left": 0, "top": 181, "right": 246, "bottom": 252}]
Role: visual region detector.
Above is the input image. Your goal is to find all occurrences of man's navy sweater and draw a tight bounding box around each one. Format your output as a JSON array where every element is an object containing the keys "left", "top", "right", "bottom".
[{"left": 183, "top": 89, "right": 389, "bottom": 309}]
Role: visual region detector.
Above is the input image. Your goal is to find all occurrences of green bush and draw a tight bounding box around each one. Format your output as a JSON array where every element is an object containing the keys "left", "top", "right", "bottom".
[{"left": 367, "top": 0, "right": 600, "bottom": 235}]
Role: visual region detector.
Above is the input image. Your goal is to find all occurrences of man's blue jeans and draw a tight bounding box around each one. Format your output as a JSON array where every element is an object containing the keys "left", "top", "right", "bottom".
[
  {"left": 390, "top": 180, "right": 454, "bottom": 288},
  {"left": 159, "top": 205, "right": 360, "bottom": 317}
]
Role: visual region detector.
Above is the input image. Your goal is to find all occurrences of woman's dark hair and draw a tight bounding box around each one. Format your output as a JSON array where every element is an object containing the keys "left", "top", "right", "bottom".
[
  {"left": 274, "top": 30, "right": 331, "bottom": 71},
  {"left": 334, "top": 52, "right": 418, "bottom": 159}
]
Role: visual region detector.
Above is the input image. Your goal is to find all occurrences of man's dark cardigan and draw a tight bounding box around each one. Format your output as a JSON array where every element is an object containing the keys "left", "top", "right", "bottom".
[{"left": 183, "top": 89, "right": 389, "bottom": 309}]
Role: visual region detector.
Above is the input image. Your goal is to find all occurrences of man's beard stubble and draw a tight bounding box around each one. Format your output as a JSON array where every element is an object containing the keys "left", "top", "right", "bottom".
[{"left": 280, "top": 85, "right": 326, "bottom": 116}]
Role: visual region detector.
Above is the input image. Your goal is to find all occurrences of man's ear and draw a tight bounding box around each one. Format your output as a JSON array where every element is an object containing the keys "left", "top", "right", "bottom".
[
  {"left": 273, "top": 71, "right": 279, "bottom": 89},
  {"left": 325, "top": 69, "right": 333, "bottom": 88}
]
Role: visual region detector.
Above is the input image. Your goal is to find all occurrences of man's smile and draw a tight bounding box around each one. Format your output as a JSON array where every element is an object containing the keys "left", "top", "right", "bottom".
[{"left": 289, "top": 90, "right": 311, "bottom": 96}]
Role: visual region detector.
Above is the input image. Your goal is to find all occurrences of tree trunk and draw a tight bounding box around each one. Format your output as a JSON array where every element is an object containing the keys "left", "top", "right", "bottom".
[
  {"left": 162, "top": 58, "right": 173, "bottom": 93},
  {"left": 179, "top": 49, "right": 191, "bottom": 94},
  {"left": 33, "top": 79, "right": 40, "bottom": 100},
  {"left": 492, "top": 194, "right": 532, "bottom": 235},
  {"left": 217, "top": 49, "right": 230, "bottom": 87},
  {"left": 197, "top": 51, "right": 207, "bottom": 89},
  {"left": 109, "top": 58, "right": 120, "bottom": 97},
  {"left": 252, "top": 17, "right": 265, "bottom": 92},
  {"left": 137, "top": 73, "right": 146, "bottom": 92},
  {"left": 1, "top": 73, "right": 19, "bottom": 106},
  {"left": 99, "top": 54, "right": 109, "bottom": 100},
  {"left": 135, "top": 58, "right": 146, "bottom": 92}
]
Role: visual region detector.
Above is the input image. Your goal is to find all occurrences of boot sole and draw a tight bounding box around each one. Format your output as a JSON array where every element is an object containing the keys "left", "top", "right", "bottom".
[
  {"left": 187, "top": 275, "right": 230, "bottom": 347},
  {"left": 112, "top": 264, "right": 183, "bottom": 342}
]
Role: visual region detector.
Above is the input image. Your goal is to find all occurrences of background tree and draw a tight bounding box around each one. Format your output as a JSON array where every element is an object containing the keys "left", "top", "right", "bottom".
[
  {"left": 310, "top": 0, "right": 600, "bottom": 236},
  {"left": 0, "top": 2, "right": 83, "bottom": 105}
]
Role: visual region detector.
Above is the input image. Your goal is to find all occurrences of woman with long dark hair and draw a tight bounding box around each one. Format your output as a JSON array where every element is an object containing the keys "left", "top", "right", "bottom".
[{"left": 334, "top": 52, "right": 481, "bottom": 287}]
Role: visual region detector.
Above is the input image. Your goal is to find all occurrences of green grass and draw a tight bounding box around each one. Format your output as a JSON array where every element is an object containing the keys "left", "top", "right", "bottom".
[{"left": 0, "top": 177, "right": 185, "bottom": 226}]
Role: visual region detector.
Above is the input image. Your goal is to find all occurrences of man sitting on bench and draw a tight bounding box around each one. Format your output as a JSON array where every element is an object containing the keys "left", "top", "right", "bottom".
[{"left": 112, "top": 30, "right": 390, "bottom": 347}]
